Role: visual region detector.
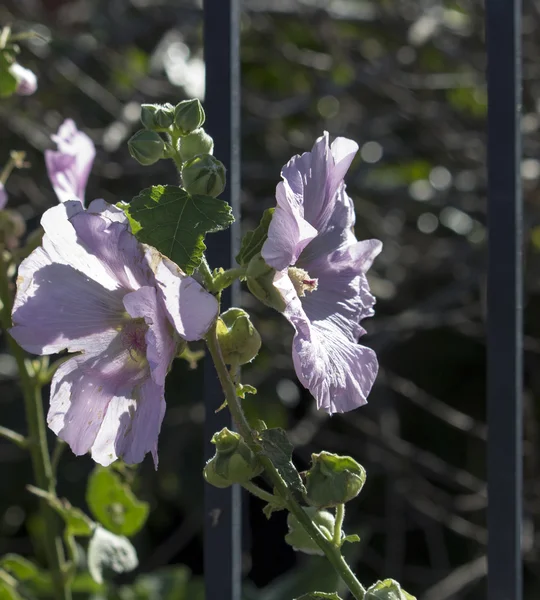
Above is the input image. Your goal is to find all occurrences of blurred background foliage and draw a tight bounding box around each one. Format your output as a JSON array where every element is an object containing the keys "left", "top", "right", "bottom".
[{"left": 0, "top": 0, "right": 538, "bottom": 598}]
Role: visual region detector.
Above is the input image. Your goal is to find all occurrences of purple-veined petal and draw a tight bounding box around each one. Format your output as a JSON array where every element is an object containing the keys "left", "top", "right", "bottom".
[
  {"left": 262, "top": 181, "right": 317, "bottom": 271},
  {"left": 10, "top": 64, "right": 37, "bottom": 96},
  {"left": 299, "top": 238, "right": 382, "bottom": 341},
  {"left": 45, "top": 119, "right": 95, "bottom": 204},
  {"left": 123, "top": 286, "right": 176, "bottom": 386},
  {"left": 292, "top": 320, "right": 379, "bottom": 414},
  {"left": 11, "top": 247, "right": 125, "bottom": 354},
  {"left": 280, "top": 132, "right": 358, "bottom": 233},
  {"left": 149, "top": 251, "right": 218, "bottom": 341},
  {"left": 48, "top": 333, "right": 150, "bottom": 458}
]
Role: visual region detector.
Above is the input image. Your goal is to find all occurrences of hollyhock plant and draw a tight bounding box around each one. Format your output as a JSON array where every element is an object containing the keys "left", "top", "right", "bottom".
[
  {"left": 261, "top": 131, "right": 382, "bottom": 414},
  {"left": 10, "top": 199, "right": 218, "bottom": 466},
  {"left": 45, "top": 119, "right": 96, "bottom": 204}
]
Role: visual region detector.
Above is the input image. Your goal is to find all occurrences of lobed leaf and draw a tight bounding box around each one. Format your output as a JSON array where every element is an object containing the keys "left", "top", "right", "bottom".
[
  {"left": 258, "top": 428, "right": 306, "bottom": 498},
  {"left": 86, "top": 467, "right": 149, "bottom": 537},
  {"left": 123, "top": 185, "right": 234, "bottom": 274}
]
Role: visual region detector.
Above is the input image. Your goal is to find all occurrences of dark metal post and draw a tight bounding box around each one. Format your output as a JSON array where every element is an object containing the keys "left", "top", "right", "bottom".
[
  {"left": 203, "top": 1, "right": 242, "bottom": 599},
  {"left": 486, "top": 0, "right": 523, "bottom": 597}
]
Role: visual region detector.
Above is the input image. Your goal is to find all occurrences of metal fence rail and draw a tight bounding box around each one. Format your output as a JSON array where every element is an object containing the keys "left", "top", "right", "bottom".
[
  {"left": 203, "top": 1, "right": 242, "bottom": 599},
  {"left": 486, "top": 0, "right": 523, "bottom": 598}
]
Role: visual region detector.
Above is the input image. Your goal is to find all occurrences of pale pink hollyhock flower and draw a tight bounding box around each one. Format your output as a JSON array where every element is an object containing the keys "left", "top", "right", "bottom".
[
  {"left": 0, "top": 183, "right": 7, "bottom": 210},
  {"left": 262, "top": 132, "right": 382, "bottom": 414},
  {"left": 45, "top": 119, "right": 96, "bottom": 204},
  {"left": 11, "top": 199, "right": 218, "bottom": 467},
  {"left": 10, "top": 63, "right": 37, "bottom": 96}
]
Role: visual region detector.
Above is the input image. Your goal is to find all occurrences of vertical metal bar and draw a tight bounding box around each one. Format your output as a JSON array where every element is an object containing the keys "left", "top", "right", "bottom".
[
  {"left": 486, "top": 0, "right": 523, "bottom": 598},
  {"left": 203, "top": 1, "right": 242, "bottom": 600}
]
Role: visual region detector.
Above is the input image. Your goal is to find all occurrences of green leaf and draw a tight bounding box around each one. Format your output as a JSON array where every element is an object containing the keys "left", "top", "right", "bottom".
[
  {"left": 294, "top": 593, "right": 343, "bottom": 600},
  {"left": 87, "top": 526, "right": 138, "bottom": 584},
  {"left": 342, "top": 534, "right": 361, "bottom": 544},
  {"left": 123, "top": 185, "right": 234, "bottom": 274},
  {"left": 0, "top": 579, "right": 22, "bottom": 600},
  {"left": 236, "top": 208, "right": 274, "bottom": 266},
  {"left": 127, "top": 566, "right": 204, "bottom": 600},
  {"left": 258, "top": 428, "right": 306, "bottom": 497},
  {"left": 236, "top": 383, "right": 257, "bottom": 399},
  {"left": 26, "top": 485, "right": 94, "bottom": 537},
  {"left": 0, "top": 555, "right": 39, "bottom": 582},
  {"left": 86, "top": 466, "right": 149, "bottom": 537},
  {"left": 364, "top": 579, "right": 417, "bottom": 600},
  {"left": 0, "top": 55, "right": 17, "bottom": 98}
]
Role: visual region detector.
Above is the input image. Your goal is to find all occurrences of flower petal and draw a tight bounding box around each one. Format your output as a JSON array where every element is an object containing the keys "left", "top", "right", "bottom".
[
  {"left": 280, "top": 132, "right": 358, "bottom": 233},
  {"left": 123, "top": 286, "right": 176, "bottom": 386},
  {"left": 299, "top": 238, "right": 382, "bottom": 341},
  {"left": 45, "top": 119, "right": 95, "bottom": 204},
  {"left": 149, "top": 251, "right": 218, "bottom": 341},
  {"left": 292, "top": 320, "right": 379, "bottom": 414},
  {"left": 262, "top": 181, "right": 317, "bottom": 271},
  {"left": 47, "top": 335, "right": 149, "bottom": 458},
  {"left": 90, "top": 378, "right": 165, "bottom": 468},
  {"left": 11, "top": 247, "right": 125, "bottom": 355}
]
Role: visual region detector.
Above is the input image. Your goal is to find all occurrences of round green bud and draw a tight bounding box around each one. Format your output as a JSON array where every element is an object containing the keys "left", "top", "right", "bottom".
[
  {"left": 140, "top": 103, "right": 175, "bottom": 131},
  {"left": 174, "top": 99, "right": 205, "bottom": 135},
  {"left": 284, "top": 507, "right": 334, "bottom": 556},
  {"left": 0, "top": 209, "right": 26, "bottom": 249},
  {"left": 203, "top": 458, "right": 232, "bottom": 488},
  {"left": 181, "top": 154, "right": 226, "bottom": 197},
  {"left": 204, "top": 428, "right": 263, "bottom": 488},
  {"left": 216, "top": 308, "right": 261, "bottom": 365},
  {"left": 128, "top": 130, "right": 166, "bottom": 166},
  {"left": 245, "top": 254, "right": 286, "bottom": 312},
  {"left": 364, "top": 579, "right": 416, "bottom": 600},
  {"left": 305, "top": 451, "right": 366, "bottom": 508},
  {"left": 178, "top": 128, "right": 214, "bottom": 162}
]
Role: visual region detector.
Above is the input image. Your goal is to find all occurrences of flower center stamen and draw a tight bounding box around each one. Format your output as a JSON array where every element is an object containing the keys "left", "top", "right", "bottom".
[
  {"left": 121, "top": 319, "right": 148, "bottom": 363},
  {"left": 288, "top": 267, "right": 318, "bottom": 297}
]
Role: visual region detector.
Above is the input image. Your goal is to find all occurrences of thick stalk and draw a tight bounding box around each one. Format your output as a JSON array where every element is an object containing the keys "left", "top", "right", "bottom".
[
  {"left": 0, "top": 251, "right": 70, "bottom": 600},
  {"left": 205, "top": 323, "right": 366, "bottom": 599}
]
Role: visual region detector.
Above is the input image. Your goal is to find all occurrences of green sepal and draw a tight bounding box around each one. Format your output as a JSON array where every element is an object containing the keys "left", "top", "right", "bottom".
[
  {"left": 364, "top": 579, "right": 416, "bottom": 600},
  {"left": 236, "top": 208, "right": 274, "bottom": 266}
]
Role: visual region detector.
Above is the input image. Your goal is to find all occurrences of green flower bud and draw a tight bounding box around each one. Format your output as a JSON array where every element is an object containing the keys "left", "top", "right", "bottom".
[
  {"left": 0, "top": 209, "right": 26, "bottom": 249},
  {"left": 284, "top": 507, "right": 334, "bottom": 556},
  {"left": 305, "top": 452, "right": 366, "bottom": 508},
  {"left": 364, "top": 579, "right": 416, "bottom": 600},
  {"left": 245, "top": 254, "right": 286, "bottom": 312},
  {"left": 128, "top": 130, "right": 166, "bottom": 166},
  {"left": 178, "top": 128, "right": 214, "bottom": 162},
  {"left": 216, "top": 308, "right": 261, "bottom": 365},
  {"left": 140, "top": 103, "right": 175, "bottom": 131},
  {"left": 181, "top": 154, "right": 226, "bottom": 197},
  {"left": 174, "top": 99, "right": 205, "bottom": 135},
  {"left": 203, "top": 428, "right": 262, "bottom": 488}
]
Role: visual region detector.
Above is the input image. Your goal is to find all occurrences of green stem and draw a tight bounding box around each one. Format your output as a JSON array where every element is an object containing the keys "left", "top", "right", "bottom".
[
  {"left": 205, "top": 322, "right": 366, "bottom": 600},
  {"left": 0, "top": 425, "right": 28, "bottom": 448},
  {"left": 241, "top": 481, "right": 284, "bottom": 507},
  {"left": 198, "top": 256, "right": 216, "bottom": 292},
  {"left": 0, "top": 250, "right": 70, "bottom": 600},
  {"left": 334, "top": 504, "right": 345, "bottom": 547},
  {"left": 212, "top": 267, "right": 246, "bottom": 292},
  {"left": 0, "top": 157, "right": 16, "bottom": 185}
]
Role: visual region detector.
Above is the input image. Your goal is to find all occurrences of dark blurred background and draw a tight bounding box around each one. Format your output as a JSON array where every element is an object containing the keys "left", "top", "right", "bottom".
[{"left": 0, "top": 0, "right": 539, "bottom": 598}]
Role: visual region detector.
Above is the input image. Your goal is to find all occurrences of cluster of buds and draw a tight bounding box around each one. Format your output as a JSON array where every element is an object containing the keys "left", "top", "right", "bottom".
[{"left": 128, "top": 99, "right": 226, "bottom": 197}]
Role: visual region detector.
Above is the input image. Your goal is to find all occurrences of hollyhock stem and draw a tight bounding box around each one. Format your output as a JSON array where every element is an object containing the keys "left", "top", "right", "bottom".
[
  {"left": 334, "top": 504, "right": 345, "bottom": 547},
  {"left": 0, "top": 250, "right": 70, "bottom": 600},
  {"left": 241, "top": 481, "right": 284, "bottom": 506},
  {"left": 205, "top": 320, "right": 366, "bottom": 600}
]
